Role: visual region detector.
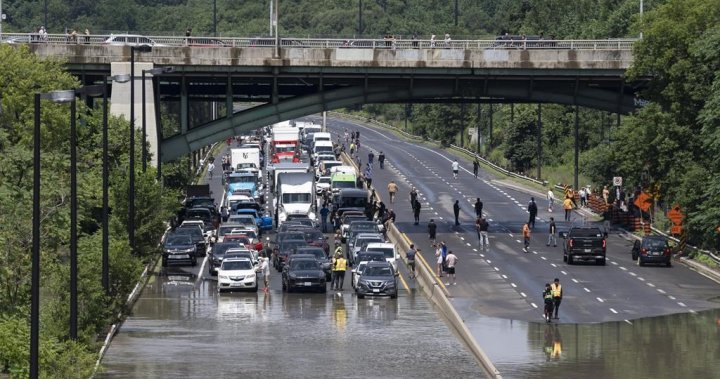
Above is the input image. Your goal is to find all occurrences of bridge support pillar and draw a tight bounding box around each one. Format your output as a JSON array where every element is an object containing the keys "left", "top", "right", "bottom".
[{"left": 110, "top": 62, "right": 159, "bottom": 167}]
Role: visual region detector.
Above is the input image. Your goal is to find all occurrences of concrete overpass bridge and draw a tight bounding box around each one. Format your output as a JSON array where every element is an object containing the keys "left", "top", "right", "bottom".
[{"left": 3, "top": 34, "right": 642, "bottom": 163}]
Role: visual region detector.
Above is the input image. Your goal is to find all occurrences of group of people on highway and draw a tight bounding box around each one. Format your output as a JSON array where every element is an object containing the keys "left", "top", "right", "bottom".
[{"left": 543, "top": 278, "right": 563, "bottom": 322}]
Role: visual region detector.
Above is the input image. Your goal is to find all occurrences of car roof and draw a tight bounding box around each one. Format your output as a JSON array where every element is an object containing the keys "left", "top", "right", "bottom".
[
  {"left": 222, "top": 257, "right": 252, "bottom": 263},
  {"left": 366, "top": 260, "right": 392, "bottom": 267},
  {"left": 339, "top": 188, "right": 368, "bottom": 196},
  {"left": 365, "top": 242, "right": 393, "bottom": 248}
]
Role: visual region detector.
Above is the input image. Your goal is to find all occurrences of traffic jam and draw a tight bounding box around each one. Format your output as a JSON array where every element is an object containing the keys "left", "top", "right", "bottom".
[{"left": 162, "top": 120, "right": 400, "bottom": 298}]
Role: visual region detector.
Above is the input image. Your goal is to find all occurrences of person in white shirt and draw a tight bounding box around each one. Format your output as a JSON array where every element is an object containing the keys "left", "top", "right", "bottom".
[
  {"left": 451, "top": 160, "right": 459, "bottom": 179},
  {"left": 258, "top": 254, "right": 270, "bottom": 293},
  {"left": 547, "top": 189, "right": 555, "bottom": 212}
]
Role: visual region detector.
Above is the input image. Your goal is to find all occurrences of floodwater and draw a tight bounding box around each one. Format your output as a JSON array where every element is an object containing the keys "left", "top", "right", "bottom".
[
  {"left": 467, "top": 309, "right": 720, "bottom": 379},
  {"left": 98, "top": 271, "right": 486, "bottom": 379}
]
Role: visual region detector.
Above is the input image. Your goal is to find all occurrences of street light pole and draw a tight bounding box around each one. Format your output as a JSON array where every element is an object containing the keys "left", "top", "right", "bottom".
[
  {"left": 213, "top": 0, "right": 217, "bottom": 37},
  {"left": 101, "top": 82, "right": 109, "bottom": 294},
  {"left": 639, "top": 0, "right": 644, "bottom": 39},
  {"left": 141, "top": 69, "right": 147, "bottom": 172},
  {"left": 69, "top": 96, "right": 78, "bottom": 340},
  {"left": 129, "top": 45, "right": 151, "bottom": 252},
  {"left": 30, "top": 93, "right": 41, "bottom": 379}
]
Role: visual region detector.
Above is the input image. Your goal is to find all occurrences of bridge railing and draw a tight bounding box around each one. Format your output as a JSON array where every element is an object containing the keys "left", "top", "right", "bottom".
[{"left": 0, "top": 33, "right": 636, "bottom": 51}]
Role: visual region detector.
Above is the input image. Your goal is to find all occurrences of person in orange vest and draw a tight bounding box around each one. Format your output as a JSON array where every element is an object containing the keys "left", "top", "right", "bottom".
[{"left": 522, "top": 223, "right": 531, "bottom": 253}]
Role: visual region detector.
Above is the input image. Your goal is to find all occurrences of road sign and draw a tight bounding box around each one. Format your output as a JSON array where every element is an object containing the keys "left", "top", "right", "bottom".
[
  {"left": 671, "top": 225, "right": 683, "bottom": 235},
  {"left": 613, "top": 176, "right": 622, "bottom": 186},
  {"left": 634, "top": 191, "right": 652, "bottom": 212},
  {"left": 667, "top": 205, "right": 684, "bottom": 226}
]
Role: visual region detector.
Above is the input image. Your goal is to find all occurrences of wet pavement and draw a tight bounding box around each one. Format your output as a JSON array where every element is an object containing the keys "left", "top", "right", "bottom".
[{"left": 98, "top": 270, "right": 485, "bottom": 378}]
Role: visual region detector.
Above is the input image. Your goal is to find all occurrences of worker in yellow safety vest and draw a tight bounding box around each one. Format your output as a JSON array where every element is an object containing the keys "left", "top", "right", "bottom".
[
  {"left": 550, "top": 278, "right": 563, "bottom": 320},
  {"left": 332, "top": 253, "right": 348, "bottom": 291}
]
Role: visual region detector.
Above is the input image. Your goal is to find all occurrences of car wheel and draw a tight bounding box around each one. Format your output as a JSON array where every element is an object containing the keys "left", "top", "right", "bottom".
[
  {"left": 666, "top": 260, "right": 672, "bottom": 267},
  {"left": 208, "top": 265, "right": 214, "bottom": 275},
  {"left": 632, "top": 252, "right": 638, "bottom": 261},
  {"left": 637, "top": 257, "right": 644, "bottom": 266},
  {"left": 390, "top": 293, "right": 397, "bottom": 299},
  {"left": 252, "top": 284, "right": 258, "bottom": 292},
  {"left": 191, "top": 257, "right": 197, "bottom": 267},
  {"left": 562, "top": 253, "right": 567, "bottom": 263},
  {"left": 320, "top": 285, "right": 327, "bottom": 294},
  {"left": 162, "top": 259, "right": 168, "bottom": 267},
  {"left": 597, "top": 257, "right": 606, "bottom": 266},
  {"left": 567, "top": 255, "right": 574, "bottom": 265},
  {"left": 357, "top": 294, "right": 364, "bottom": 299}
]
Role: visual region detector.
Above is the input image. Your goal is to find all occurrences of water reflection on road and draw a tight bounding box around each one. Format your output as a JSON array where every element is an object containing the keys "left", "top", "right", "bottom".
[
  {"left": 99, "top": 271, "right": 486, "bottom": 378},
  {"left": 468, "top": 309, "right": 720, "bottom": 379}
]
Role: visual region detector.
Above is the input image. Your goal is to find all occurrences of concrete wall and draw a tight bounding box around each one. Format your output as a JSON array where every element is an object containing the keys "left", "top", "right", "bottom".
[
  {"left": 109, "top": 62, "right": 159, "bottom": 167},
  {"left": 27, "top": 44, "right": 632, "bottom": 71}
]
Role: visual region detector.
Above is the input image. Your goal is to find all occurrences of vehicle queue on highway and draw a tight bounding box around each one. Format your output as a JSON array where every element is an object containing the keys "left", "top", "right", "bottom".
[{"left": 161, "top": 119, "right": 400, "bottom": 299}]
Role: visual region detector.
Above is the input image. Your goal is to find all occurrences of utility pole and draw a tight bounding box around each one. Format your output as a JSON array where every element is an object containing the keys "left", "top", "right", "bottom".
[
  {"left": 640, "top": 0, "right": 644, "bottom": 39},
  {"left": 536, "top": 104, "right": 542, "bottom": 180},
  {"left": 459, "top": 103, "right": 465, "bottom": 148},
  {"left": 574, "top": 105, "right": 579, "bottom": 191},
  {"left": 358, "top": 0, "right": 363, "bottom": 36},
  {"left": 273, "top": 0, "right": 279, "bottom": 58},
  {"left": 476, "top": 103, "right": 481, "bottom": 154},
  {"left": 269, "top": 0, "right": 273, "bottom": 36},
  {"left": 213, "top": 0, "right": 217, "bottom": 37},
  {"left": 454, "top": 0, "right": 459, "bottom": 26}
]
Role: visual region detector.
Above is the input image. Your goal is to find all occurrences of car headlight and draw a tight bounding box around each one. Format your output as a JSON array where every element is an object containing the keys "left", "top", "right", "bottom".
[
  {"left": 184, "top": 248, "right": 195, "bottom": 253},
  {"left": 219, "top": 275, "right": 228, "bottom": 279},
  {"left": 308, "top": 212, "right": 317, "bottom": 221},
  {"left": 247, "top": 273, "right": 256, "bottom": 279},
  {"left": 385, "top": 281, "right": 396, "bottom": 288},
  {"left": 289, "top": 273, "right": 297, "bottom": 279}
]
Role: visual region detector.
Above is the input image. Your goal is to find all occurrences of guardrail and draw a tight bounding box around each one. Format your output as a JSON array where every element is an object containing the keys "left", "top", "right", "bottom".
[{"left": 0, "top": 32, "right": 637, "bottom": 51}]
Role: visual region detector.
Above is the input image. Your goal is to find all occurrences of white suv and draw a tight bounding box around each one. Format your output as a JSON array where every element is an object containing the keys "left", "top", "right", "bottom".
[
  {"left": 103, "top": 34, "right": 161, "bottom": 47},
  {"left": 364, "top": 243, "right": 399, "bottom": 272},
  {"left": 217, "top": 258, "right": 257, "bottom": 292}
]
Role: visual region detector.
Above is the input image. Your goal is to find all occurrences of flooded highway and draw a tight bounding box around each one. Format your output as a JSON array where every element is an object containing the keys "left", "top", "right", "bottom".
[{"left": 98, "top": 267, "right": 486, "bottom": 378}]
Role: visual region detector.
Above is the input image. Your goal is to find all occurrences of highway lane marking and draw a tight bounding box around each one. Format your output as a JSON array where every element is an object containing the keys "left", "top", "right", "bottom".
[
  {"left": 472, "top": 248, "right": 478, "bottom": 252},
  {"left": 398, "top": 270, "right": 410, "bottom": 292},
  {"left": 571, "top": 278, "right": 579, "bottom": 283},
  {"left": 501, "top": 274, "right": 508, "bottom": 279},
  {"left": 486, "top": 259, "right": 492, "bottom": 264},
  {"left": 494, "top": 267, "right": 500, "bottom": 271},
  {"left": 533, "top": 251, "right": 538, "bottom": 255},
  {"left": 520, "top": 292, "right": 527, "bottom": 298},
  {"left": 657, "top": 289, "right": 666, "bottom": 294},
  {"left": 629, "top": 272, "right": 637, "bottom": 276},
  {"left": 480, "top": 254, "right": 485, "bottom": 257},
  {"left": 611, "top": 261, "right": 618, "bottom": 265},
  {"left": 560, "top": 271, "right": 567, "bottom": 275},
  {"left": 610, "top": 308, "right": 618, "bottom": 314},
  {"left": 584, "top": 288, "right": 591, "bottom": 293},
  {"left": 511, "top": 283, "right": 517, "bottom": 288},
  {"left": 508, "top": 233, "right": 514, "bottom": 237},
  {"left": 624, "top": 320, "right": 633, "bottom": 325},
  {"left": 540, "top": 256, "right": 547, "bottom": 260},
  {"left": 466, "top": 243, "right": 471, "bottom": 246},
  {"left": 619, "top": 267, "right": 627, "bottom": 271},
  {"left": 677, "top": 302, "right": 687, "bottom": 307},
  {"left": 637, "top": 277, "right": 645, "bottom": 281},
  {"left": 668, "top": 295, "right": 676, "bottom": 300},
  {"left": 460, "top": 237, "right": 465, "bottom": 240},
  {"left": 531, "top": 303, "right": 538, "bottom": 308},
  {"left": 515, "top": 239, "right": 522, "bottom": 243},
  {"left": 550, "top": 263, "right": 557, "bottom": 267},
  {"left": 596, "top": 297, "right": 604, "bottom": 303},
  {"left": 647, "top": 283, "right": 655, "bottom": 287}
]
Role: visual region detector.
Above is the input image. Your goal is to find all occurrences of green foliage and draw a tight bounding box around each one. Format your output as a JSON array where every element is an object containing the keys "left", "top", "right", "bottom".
[{"left": 502, "top": 106, "right": 538, "bottom": 173}]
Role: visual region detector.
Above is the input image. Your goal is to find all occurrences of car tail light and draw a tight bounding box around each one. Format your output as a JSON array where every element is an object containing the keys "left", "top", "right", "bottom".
[
  {"left": 602, "top": 239, "right": 606, "bottom": 249},
  {"left": 664, "top": 248, "right": 670, "bottom": 256},
  {"left": 568, "top": 239, "right": 574, "bottom": 248},
  {"left": 641, "top": 248, "right": 647, "bottom": 256}
]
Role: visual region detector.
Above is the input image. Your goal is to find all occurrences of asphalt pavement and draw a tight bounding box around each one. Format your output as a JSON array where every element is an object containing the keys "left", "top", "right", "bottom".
[{"left": 321, "top": 115, "right": 720, "bottom": 324}]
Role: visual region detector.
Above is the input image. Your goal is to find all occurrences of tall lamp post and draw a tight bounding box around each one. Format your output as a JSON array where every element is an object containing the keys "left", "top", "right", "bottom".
[
  {"left": 129, "top": 45, "right": 152, "bottom": 252},
  {"left": 31, "top": 89, "right": 76, "bottom": 377},
  {"left": 141, "top": 67, "right": 173, "bottom": 173}
]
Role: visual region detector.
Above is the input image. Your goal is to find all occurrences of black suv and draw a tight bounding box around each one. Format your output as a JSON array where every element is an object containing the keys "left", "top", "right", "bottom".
[
  {"left": 174, "top": 226, "right": 207, "bottom": 256},
  {"left": 561, "top": 227, "right": 606, "bottom": 265},
  {"left": 162, "top": 234, "right": 197, "bottom": 267},
  {"left": 632, "top": 236, "right": 672, "bottom": 267},
  {"left": 355, "top": 261, "right": 398, "bottom": 299},
  {"left": 282, "top": 258, "right": 327, "bottom": 293}
]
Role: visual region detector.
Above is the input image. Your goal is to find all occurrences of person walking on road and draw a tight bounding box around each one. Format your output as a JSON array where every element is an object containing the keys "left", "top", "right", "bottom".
[
  {"left": 412, "top": 198, "right": 422, "bottom": 225},
  {"left": 406, "top": 244, "right": 417, "bottom": 279},
  {"left": 472, "top": 158, "right": 479, "bottom": 178},
  {"left": 543, "top": 283, "right": 554, "bottom": 323},
  {"left": 547, "top": 217, "right": 557, "bottom": 247},
  {"left": 522, "top": 223, "right": 531, "bottom": 253},
  {"left": 387, "top": 180, "right": 398, "bottom": 204},
  {"left": 428, "top": 219, "right": 437, "bottom": 242},
  {"left": 368, "top": 151, "right": 375, "bottom": 164},
  {"left": 563, "top": 196, "right": 573, "bottom": 222},
  {"left": 476, "top": 216, "right": 489, "bottom": 250},
  {"left": 474, "top": 198, "right": 483, "bottom": 218},
  {"left": 452, "top": 159, "right": 460, "bottom": 179},
  {"left": 208, "top": 161, "right": 215, "bottom": 179},
  {"left": 410, "top": 187, "right": 418, "bottom": 207},
  {"left": 547, "top": 188, "right": 555, "bottom": 212},
  {"left": 528, "top": 197, "right": 538, "bottom": 229},
  {"left": 453, "top": 200, "right": 461, "bottom": 226},
  {"left": 332, "top": 252, "right": 348, "bottom": 291},
  {"left": 444, "top": 250, "right": 458, "bottom": 286},
  {"left": 550, "top": 278, "right": 563, "bottom": 319},
  {"left": 364, "top": 164, "right": 373, "bottom": 188},
  {"left": 378, "top": 151, "right": 385, "bottom": 169},
  {"left": 259, "top": 253, "right": 270, "bottom": 293},
  {"left": 320, "top": 204, "right": 330, "bottom": 233},
  {"left": 435, "top": 244, "right": 444, "bottom": 277}
]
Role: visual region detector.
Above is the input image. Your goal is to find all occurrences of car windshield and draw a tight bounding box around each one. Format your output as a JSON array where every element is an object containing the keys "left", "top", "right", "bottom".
[
  {"left": 218, "top": 225, "right": 243, "bottom": 236},
  {"left": 228, "top": 216, "right": 255, "bottom": 225},
  {"left": 364, "top": 266, "right": 393, "bottom": 277},
  {"left": 571, "top": 228, "right": 603, "bottom": 238},
  {"left": 278, "top": 233, "right": 305, "bottom": 242},
  {"left": 333, "top": 181, "right": 356, "bottom": 189},
  {"left": 318, "top": 177, "right": 331, "bottom": 184},
  {"left": 227, "top": 175, "right": 256, "bottom": 184},
  {"left": 212, "top": 243, "right": 239, "bottom": 255},
  {"left": 339, "top": 196, "right": 367, "bottom": 208},
  {"left": 175, "top": 227, "right": 202, "bottom": 239},
  {"left": 281, "top": 240, "right": 308, "bottom": 250},
  {"left": 367, "top": 248, "right": 394, "bottom": 259},
  {"left": 351, "top": 223, "right": 377, "bottom": 231},
  {"left": 225, "top": 235, "right": 250, "bottom": 244},
  {"left": 644, "top": 239, "right": 667, "bottom": 249},
  {"left": 357, "top": 254, "right": 384, "bottom": 262},
  {"left": 282, "top": 193, "right": 311, "bottom": 203},
  {"left": 221, "top": 260, "right": 253, "bottom": 271},
  {"left": 291, "top": 260, "right": 320, "bottom": 270},
  {"left": 343, "top": 216, "right": 366, "bottom": 225},
  {"left": 186, "top": 198, "right": 214, "bottom": 208},
  {"left": 186, "top": 209, "right": 211, "bottom": 219},
  {"left": 296, "top": 249, "right": 324, "bottom": 259},
  {"left": 166, "top": 235, "right": 193, "bottom": 246},
  {"left": 304, "top": 230, "right": 324, "bottom": 241}
]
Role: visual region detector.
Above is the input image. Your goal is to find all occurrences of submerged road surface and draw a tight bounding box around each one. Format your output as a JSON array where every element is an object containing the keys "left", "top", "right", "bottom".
[{"left": 99, "top": 143, "right": 487, "bottom": 378}]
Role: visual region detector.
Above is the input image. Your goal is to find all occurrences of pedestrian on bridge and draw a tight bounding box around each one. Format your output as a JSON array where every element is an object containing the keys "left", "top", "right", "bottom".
[
  {"left": 453, "top": 200, "right": 461, "bottom": 226},
  {"left": 523, "top": 223, "right": 531, "bottom": 253},
  {"left": 473, "top": 158, "right": 479, "bottom": 178},
  {"left": 428, "top": 219, "right": 437, "bottom": 242},
  {"left": 474, "top": 198, "right": 483, "bottom": 218},
  {"left": 528, "top": 197, "right": 538, "bottom": 229},
  {"left": 412, "top": 199, "right": 422, "bottom": 225}
]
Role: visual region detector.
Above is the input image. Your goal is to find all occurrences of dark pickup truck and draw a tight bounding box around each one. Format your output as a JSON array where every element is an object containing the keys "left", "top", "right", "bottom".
[{"left": 561, "top": 227, "right": 607, "bottom": 265}]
